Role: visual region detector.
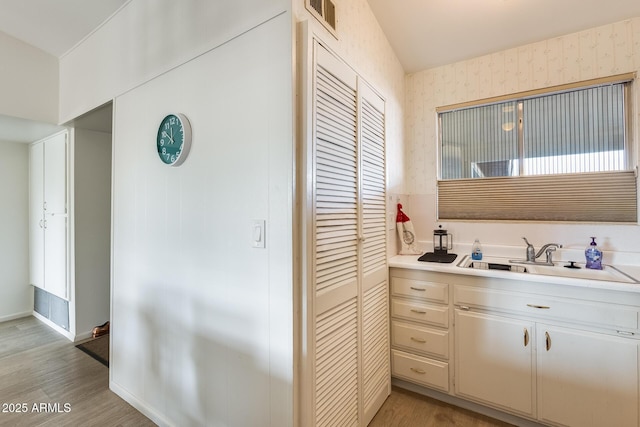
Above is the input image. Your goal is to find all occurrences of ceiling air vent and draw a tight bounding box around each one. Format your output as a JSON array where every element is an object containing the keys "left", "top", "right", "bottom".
[{"left": 306, "top": 0, "right": 337, "bottom": 36}]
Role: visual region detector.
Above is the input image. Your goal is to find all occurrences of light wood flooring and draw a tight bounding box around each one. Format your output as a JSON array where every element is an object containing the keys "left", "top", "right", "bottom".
[
  {"left": 370, "top": 387, "right": 514, "bottom": 427},
  {"left": 0, "top": 316, "right": 154, "bottom": 427},
  {"left": 2, "top": 316, "right": 512, "bottom": 427}
]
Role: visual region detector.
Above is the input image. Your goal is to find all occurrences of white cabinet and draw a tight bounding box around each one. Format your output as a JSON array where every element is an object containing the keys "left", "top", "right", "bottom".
[
  {"left": 537, "top": 324, "right": 638, "bottom": 427},
  {"left": 454, "top": 310, "right": 535, "bottom": 417},
  {"left": 300, "top": 35, "right": 389, "bottom": 426},
  {"left": 29, "top": 132, "right": 68, "bottom": 300},
  {"left": 389, "top": 270, "right": 451, "bottom": 393},
  {"left": 453, "top": 280, "right": 640, "bottom": 427},
  {"left": 390, "top": 268, "right": 640, "bottom": 427}
]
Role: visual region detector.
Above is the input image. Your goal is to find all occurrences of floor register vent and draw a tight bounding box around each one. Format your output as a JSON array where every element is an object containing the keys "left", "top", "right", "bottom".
[{"left": 306, "top": 0, "right": 337, "bottom": 35}]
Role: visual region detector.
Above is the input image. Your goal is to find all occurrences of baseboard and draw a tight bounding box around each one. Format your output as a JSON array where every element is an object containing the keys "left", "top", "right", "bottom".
[
  {"left": 0, "top": 311, "right": 32, "bottom": 323},
  {"left": 32, "top": 311, "right": 75, "bottom": 341},
  {"left": 74, "top": 330, "right": 94, "bottom": 342},
  {"left": 110, "top": 380, "right": 174, "bottom": 427}
]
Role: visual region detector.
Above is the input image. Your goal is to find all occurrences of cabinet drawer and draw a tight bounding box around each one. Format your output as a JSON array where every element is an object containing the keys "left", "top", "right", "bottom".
[
  {"left": 392, "top": 321, "right": 449, "bottom": 359},
  {"left": 392, "top": 349, "right": 449, "bottom": 392},
  {"left": 455, "top": 285, "right": 639, "bottom": 331},
  {"left": 391, "top": 298, "right": 449, "bottom": 327},
  {"left": 391, "top": 277, "right": 449, "bottom": 303}
]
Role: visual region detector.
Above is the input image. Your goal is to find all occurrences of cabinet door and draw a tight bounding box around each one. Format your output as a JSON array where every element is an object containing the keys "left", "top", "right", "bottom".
[
  {"left": 43, "top": 214, "right": 67, "bottom": 300},
  {"left": 29, "top": 142, "right": 45, "bottom": 289},
  {"left": 455, "top": 309, "right": 535, "bottom": 417},
  {"left": 43, "top": 132, "right": 67, "bottom": 214},
  {"left": 537, "top": 324, "right": 638, "bottom": 427}
]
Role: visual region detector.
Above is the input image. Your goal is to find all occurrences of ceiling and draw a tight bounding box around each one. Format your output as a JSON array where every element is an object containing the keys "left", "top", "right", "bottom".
[
  {"left": 2, "top": 0, "right": 640, "bottom": 142},
  {"left": 0, "top": 0, "right": 125, "bottom": 144},
  {"left": 367, "top": 0, "right": 640, "bottom": 73}
]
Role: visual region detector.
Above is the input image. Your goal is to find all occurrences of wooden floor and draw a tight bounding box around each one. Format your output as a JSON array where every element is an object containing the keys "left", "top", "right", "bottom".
[
  {"left": 370, "top": 387, "right": 514, "bottom": 427},
  {"left": 1, "top": 316, "right": 512, "bottom": 427},
  {"left": 0, "top": 316, "right": 154, "bottom": 427}
]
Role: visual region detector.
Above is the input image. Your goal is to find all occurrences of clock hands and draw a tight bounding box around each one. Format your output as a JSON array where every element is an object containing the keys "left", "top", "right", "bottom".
[{"left": 162, "top": 128, "right": 175, "bottom": 144}]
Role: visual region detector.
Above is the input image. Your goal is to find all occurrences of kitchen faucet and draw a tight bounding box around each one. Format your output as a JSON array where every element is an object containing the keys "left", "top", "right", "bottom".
[{"left": 519, "top": 237, "right": 562, "bottom": 265}]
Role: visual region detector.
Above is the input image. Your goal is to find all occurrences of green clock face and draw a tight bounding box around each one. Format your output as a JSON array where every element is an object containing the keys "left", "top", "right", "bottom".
[{"left": 157, "top": 113, "right": 191, "bottom": 166}]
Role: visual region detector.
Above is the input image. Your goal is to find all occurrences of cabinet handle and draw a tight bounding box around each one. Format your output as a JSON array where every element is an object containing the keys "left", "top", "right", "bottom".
[
  {"left": 39, "top": 219, "right": 44, "bottom": 229},
  {"left": 43, "top": 201, "right": 47, "bottom": 211},
  {"left": 617, "top": 330, "right": 635, "bottom": 336},
  {"left": 410, "top": 309, "right": 426, "bottom": 314},
  {"left": 410, "top": 337, "right": 426, "bottom": 343},
  {"left": 43, "top": 220, "right": 47, "bottom": 229},
  {"left": 410, "top": 367, "right": 426, "bottom": 374},
  {"left": 357, "top": 236, "right": 366, "bottom": 242},
  {"left": 410, "top": 287, "right": 425, "bottom": 292},
  {"left": 523, "top": 328, "right": 529, "bottom": 347},
  {"left": 458, "top": 305, "right": 470, "bottom": 311},
  {"left": 545, "top": 331, "right": 551, "bottom": 351},
  {"left": 527, "top": 304, "right": 550, "bottom": 310}
]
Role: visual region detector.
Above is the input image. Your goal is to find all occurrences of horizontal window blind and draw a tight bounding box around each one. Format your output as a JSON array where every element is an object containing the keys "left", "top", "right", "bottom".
[{"left": 438, "top": 171, "right": 637, "bottom": 222}]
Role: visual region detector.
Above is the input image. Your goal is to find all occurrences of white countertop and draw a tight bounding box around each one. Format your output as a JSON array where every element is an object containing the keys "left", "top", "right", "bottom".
[{"left": 389, "top": 253, "right": 640, "bottom": 294}]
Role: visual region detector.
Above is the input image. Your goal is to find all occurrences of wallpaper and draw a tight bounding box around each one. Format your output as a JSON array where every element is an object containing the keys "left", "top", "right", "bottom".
[{"left": 406, "top": 16, "right": 640, "bottom": 195}]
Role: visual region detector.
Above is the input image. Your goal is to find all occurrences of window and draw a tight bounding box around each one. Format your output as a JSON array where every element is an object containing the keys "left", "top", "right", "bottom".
[{"left": 437, "top": 74, "right": 637, "bottom": 223}]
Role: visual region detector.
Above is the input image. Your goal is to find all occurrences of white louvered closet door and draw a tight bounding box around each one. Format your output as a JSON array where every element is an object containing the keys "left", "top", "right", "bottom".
[
  {"left": 309, "top": 41, "right": 389, "bottom": 427},
  {"left": 313, "top": 43, "right": 360, "bottom": 427},
  {"left": 359, "top": 82, "right": 389, "bottom": 425}
]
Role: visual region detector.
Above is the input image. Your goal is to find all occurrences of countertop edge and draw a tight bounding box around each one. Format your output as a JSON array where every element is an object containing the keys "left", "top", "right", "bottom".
[{"left": 389, "top": 254, "right": 640, "bottom": 294}]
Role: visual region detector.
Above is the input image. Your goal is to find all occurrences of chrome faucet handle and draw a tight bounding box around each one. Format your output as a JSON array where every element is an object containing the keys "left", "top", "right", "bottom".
[{"left": 545, "top": 246, "right": 557, "bottom": 264}]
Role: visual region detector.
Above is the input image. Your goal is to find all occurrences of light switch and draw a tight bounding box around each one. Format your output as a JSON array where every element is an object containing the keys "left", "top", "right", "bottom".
[{"left": 252, "top": 219, "right": 266, "bottom": 248}]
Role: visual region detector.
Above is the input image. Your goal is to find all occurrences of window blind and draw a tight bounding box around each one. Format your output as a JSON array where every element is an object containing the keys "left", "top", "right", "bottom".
[{"left": 438, "top": 171, "right": 637, "bottom": 222}]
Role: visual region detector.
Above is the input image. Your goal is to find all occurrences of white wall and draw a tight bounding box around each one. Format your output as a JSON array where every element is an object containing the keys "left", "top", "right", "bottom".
[
  {"left": 110, "top": 12, "right": 292, "bottom": 427},
  {"left": 405, "top": 17, "right": 640, "bottom": 257},
  {"left": 70, "top": 129, "right": 112, "bottom": 338},
  {"left": 0, "top": 142, "right": 31, "bottom": 321},
  {"left": 0, "top": 31, "right": 58, "bottom": 124},
  {"left": 59, "top": 0, "right": 288, "bottom": 123}
]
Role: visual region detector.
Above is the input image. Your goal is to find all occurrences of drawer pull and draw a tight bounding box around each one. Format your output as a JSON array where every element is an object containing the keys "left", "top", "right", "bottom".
[
  {"left": 523, "top": 328, "right": 529, "bottom": 347},
  {"left": 410, "top": 286, "right": 426, "bottom": 292},
  {"left": 410, "top": 337, "right": 426, "bottom": 343},
  {"left": 410, "top": 309, "right": 427, "bottom": 314},
  {"left": 527, "top": 304, "right": 550, "bottom": 310},
  {"left": 617, "top": 330, "right": 635, "bottom": 336},
  {"left": 410, "top": 367, "right": 426, "bottom": 374}
]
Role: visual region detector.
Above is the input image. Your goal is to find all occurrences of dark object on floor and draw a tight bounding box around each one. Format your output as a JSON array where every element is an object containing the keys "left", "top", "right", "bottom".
[
  {"left": 76, "top": 335, "right": 109, "bottom": 367},
  {"left": 418, "top": 252, "right": 458, "bottom": 263},
  {"left": 92, "top": 321, "right": 110, "bottom": 338}
]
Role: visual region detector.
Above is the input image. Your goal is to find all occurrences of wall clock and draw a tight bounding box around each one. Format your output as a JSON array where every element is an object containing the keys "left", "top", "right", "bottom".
[{"left": 156, "top": 113, "right": 192, "bottom": 166}]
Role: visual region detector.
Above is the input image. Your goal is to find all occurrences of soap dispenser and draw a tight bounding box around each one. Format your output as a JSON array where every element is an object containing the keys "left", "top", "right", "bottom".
[
  {"left": 585, "top": 237, "right": 603, "bottom": 270},
  {"left": 471, "top": 239, "right": 483, "bottom": 260}
]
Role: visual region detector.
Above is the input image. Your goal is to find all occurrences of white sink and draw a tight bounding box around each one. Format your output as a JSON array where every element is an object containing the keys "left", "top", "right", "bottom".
[{"left": 457, "top": 255, "right": 639, "bottom": 284}]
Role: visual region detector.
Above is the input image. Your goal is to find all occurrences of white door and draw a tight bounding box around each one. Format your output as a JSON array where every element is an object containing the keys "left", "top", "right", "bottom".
[
  {"left": 29, "top": 142, "right": 45, "bottom": 289},
  {"left": 537, "top": 324, "right": 639, "bottom": 427},
  {"left": 312, "top": 43, "right": 360, "bottom": 427},
  {"left": 43, "top": 214, "right": 68, "bottom": 299},
  {"left": 359, "top": 81, "right": 389, "bottom": 424},
  {"left": 454, "top": 309, "right": 535, "bottom": 417},
  {"left": 43, "top": 132, "right": 67, "bottom": 214}
]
